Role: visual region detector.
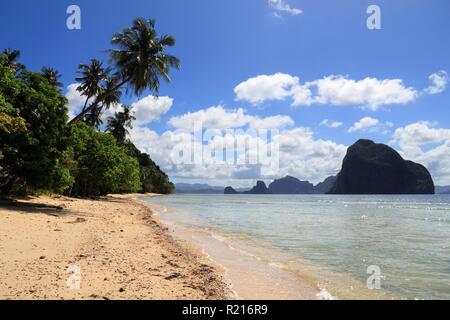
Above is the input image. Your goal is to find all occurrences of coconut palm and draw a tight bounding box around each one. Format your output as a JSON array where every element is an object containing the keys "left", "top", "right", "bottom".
[
  {"left": 75, "top": 59, "right": 108, "bottom": 113},
  {"left": 84, "top": 77, "right": 122, "bottom": 128},
  {"left": 41, "top": 67, "right": 63, "bottom": 87},
  {"left": 69, "top": 18, "right": 180, "bottom": 124},
  {"left": 106, "top": 106, "right": 136, "bottom": 144}
]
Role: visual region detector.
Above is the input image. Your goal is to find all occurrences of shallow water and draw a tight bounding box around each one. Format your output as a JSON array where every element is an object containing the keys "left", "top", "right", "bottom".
[{"left": 143, "top": 194, "right": 450, "bottom": 300}]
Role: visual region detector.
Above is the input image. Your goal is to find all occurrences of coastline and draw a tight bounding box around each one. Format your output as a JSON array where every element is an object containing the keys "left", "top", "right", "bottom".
[
  {"left": 141, "top": 196, "right": 322, "bottom": 300},
  {"left": 142, "top": 195, "right": 395, "bottom": 300},
  {"left": 0, "top": 195, "right": 231, "bottom": 300}
]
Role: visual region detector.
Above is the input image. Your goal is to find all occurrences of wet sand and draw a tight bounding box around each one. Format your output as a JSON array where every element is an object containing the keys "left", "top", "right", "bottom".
[{"left": 0, "top": 195, "right": 231, "bottom": 300}]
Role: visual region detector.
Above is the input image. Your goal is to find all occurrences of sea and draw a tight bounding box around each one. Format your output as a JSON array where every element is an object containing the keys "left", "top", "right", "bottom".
[{"left": 141, "top": 194, "right": 450, "bottom": 300}]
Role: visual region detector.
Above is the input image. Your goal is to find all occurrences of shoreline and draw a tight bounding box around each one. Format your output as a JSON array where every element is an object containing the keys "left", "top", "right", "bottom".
[
  {"left": 0, "top": 194, "right": 231, "bottom": 300},
  {"left": 141, "top": 195, "right": 395, "bottom": 300},
  {"left": 141, "top": 196, "right": 322, "bottom": 300}
]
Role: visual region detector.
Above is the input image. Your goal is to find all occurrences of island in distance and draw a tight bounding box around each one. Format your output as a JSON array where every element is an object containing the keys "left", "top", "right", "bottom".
[
  {"left": 224, "top": 139, "right": 436, "bottom": 195},
  {"left": 224, "top": 176, "right": 337, "bottom": 195},
  {"left": 329, "top": 139, "right": 434, "bottom": 194}
]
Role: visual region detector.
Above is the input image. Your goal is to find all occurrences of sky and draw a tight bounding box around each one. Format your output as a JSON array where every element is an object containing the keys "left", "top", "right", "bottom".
[{"left": 1, "top": 0, "right": 450, "bottom": 187}]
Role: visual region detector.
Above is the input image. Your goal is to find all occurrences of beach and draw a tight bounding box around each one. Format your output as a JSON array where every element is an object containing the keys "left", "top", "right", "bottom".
[{"left": 0, "top": 195, "right": 230, "bottom": 300}]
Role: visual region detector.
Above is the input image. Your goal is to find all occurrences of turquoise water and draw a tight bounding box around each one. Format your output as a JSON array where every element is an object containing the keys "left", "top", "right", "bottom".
[{"left": 145, "top": 194, "right": 450, "bottom": 300}]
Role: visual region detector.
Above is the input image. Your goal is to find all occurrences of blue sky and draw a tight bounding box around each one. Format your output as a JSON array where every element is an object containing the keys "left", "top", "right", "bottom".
[{"left": 1, "top": 0, "right": 450, "bottom": 186}]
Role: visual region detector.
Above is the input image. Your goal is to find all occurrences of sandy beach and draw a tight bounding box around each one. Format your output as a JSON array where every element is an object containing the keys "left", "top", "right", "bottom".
[{"left": 0, "top": 195, "right": 231, "bottom": 300}]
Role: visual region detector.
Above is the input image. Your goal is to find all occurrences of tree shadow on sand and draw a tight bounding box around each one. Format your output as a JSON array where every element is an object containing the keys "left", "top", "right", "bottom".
[{"left": 0, "top": 198, "right": 71, "bottom": 217}]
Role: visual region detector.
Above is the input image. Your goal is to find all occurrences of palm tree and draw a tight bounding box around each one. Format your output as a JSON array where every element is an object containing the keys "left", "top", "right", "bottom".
[
  {"left": 41, "top": 67, "right": 63, "bottom": 87},
  {"left": 69, "top": 18, "right": 180, "bottom": 124},
  {"left": 75, "top": 59, "right": 108, "bottom": 113},
  {"left": 84, "top": 77, "right": 122, "bottom": 128},
  {"left": 106, "top": 106, "right": 136, "bottom": 144},
  {"left": 84, "top": 106, "right": 103, "bottom": 128},
  {"left": 101, "top": 76, "right": 122, "bottom": 110},
  {"left": 2, "top": 48, "right": 24, "bottom": 72}
]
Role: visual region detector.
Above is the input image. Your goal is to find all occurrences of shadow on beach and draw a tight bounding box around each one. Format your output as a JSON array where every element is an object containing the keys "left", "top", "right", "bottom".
[{"left": 0, "top": 198, "right": 71, "bottom": 217}]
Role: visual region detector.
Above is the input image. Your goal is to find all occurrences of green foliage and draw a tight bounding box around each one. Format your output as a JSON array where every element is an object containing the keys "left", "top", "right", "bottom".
[
  {"left": 0, "top": 55, "right": 73, "bottom": 194},
  {"left": 68, "top": 122, "right": 140, "bottom": 196},
  {"left": 1, "top": 39, "right": 175, "bottom": 197},
  {"left": 125, "top": 142, "right": 174, "bottom": 194}
]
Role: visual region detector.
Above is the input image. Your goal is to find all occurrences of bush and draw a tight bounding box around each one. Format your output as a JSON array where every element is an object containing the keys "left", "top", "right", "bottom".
[{"left": 68, "top": 122, "right": 141, "bottom": 196}]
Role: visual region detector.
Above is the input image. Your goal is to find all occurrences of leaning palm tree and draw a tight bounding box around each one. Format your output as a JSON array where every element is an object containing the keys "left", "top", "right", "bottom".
[
  {"left": 41, "top": 67, "right": 63, "bottom": 87},
  {"left": 100, "top": 76, "right": 122, "bottom": 110},
  {"left": 84, "top": 77, "right": 122, "bottom": 128},
  {"left": 69, "top": 18, "right": 180, "bottom": 124},
  {"left": 75, "top": 59, "right": 108, "bottom": 113},
  {"left": 106, "top": 106, "right": 136, "bottom": 144},
  {"left": 84, "top": 106, "right": 103, "bottom": 128}
]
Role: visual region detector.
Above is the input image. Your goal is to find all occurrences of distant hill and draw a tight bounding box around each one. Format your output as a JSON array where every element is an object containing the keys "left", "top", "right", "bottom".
[
  {"left": 268, "top": 176, "right": 314, "bottom": 194},
  {"left": 176, "top": 183, "right": 249, "bottom": 194},
  {"left": 223, "top": 176, "right": 337, "bottom": 195},
  {"left": 435, "top": 186, "right": 450, "bottom": 194},
  {"left": 175, "top": 183, "right": 223, "bottom": 194},
  {"left": 329, "top": 139, "right": 434, "bottom": 195},
  {"left": 313, "top": 176, "right": 337, "bottom": 194},
  {"left": 242, "top": 181, "right": 271, "bottom": 194}
]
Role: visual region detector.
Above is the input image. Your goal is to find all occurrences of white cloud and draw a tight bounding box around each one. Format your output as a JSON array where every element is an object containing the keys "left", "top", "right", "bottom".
[
  {"left": 128, "top": 106, "right": 346, "bottom": 186},
  {"left": 131, "top": 95, "right": 173, "bottom": 126},
  {"left": 348, "top": 117, "right": 393, "bottom": 135},
  {"left": 308, "top": 76, "right": 417, "bottom": 110},
  {"left": 65, "top": 83, "right": 86, "bottom": 120},
  {"left": 234, "top": 71, "right": 447, "bottom": 111},
  {"left": 348, "top": 117, "right": 379, "bottom": 133},
  {"left": 391, "top": 122, "right": 450, "bottom": 185},
  {"left": 234, "top": 73, "right": 300, "bottom": 105},
  {"left": 168, "top": 105, "right": 294, "bottom": 130},
  {"left": 424, "top": 70, "right": 448, "bottom": 95},
  {"left": 268, "top": 0, "right": 302, "bottom": 16},
  {"left": 320, "top": 119, "right": 343, "bottom": 128}
]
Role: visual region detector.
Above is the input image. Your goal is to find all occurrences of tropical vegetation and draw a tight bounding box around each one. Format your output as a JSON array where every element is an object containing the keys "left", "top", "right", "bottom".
[{"left": 0, "top": 17, "right": 176, "bottom": 197}]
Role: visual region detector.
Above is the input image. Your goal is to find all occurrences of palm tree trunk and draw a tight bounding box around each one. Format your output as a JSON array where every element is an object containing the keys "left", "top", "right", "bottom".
[
  {"left": 69, "top": 77, "right": 130, "bottom": 125},
  {"left": 81, "top": 96, "right": 91, "bottom": 113}
]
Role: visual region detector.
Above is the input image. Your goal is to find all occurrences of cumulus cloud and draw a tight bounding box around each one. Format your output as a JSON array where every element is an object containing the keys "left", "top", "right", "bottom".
[
  {"left": 65, "top": 83, "right": 86, "bottom": 120},
  {"left": 234, "top": 71, "right": 447, "bottom": 111},
  {"left": 168, "top": 105, "right": 294, "bottom": 130},
  {"left": 129, "top": 106, "right": 346, "bottom": 186},
  {"left": 308, "top": 76, "right": 417, "bottom": 110},
  {"left": 391, "top": 122, "right": 450, "bottom": 185},
  {"left": 348, "top": 117, "right": 380, "bottom": 133},
  {"left": 320, "top": 119, "right": 343, "bottom": 128},
  {"left": 424, "top": 70, "right": 448, "bottom": 94},
  {"left": 268, "top": 0, "right": 302, "bottom": 16},
  {"left": 348, "top": 117, "right": 394, "bottom": 134},
  {"left": 234, "top": 73, "right": 300, "bottom": 105},
  {"left": 131, "top": 95, "right": 173, "bottom": 126}
]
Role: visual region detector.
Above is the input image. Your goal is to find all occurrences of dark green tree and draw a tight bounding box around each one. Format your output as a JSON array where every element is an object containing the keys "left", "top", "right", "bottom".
[
  {"left": 41, "top": 67, "right": 63, "bottom": 88},
  {"left": 0, "top": 55, "right": 73, "bottom": 194},
  {"left": 68, "top": 122, "right": 140, "bottom": 196}
]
